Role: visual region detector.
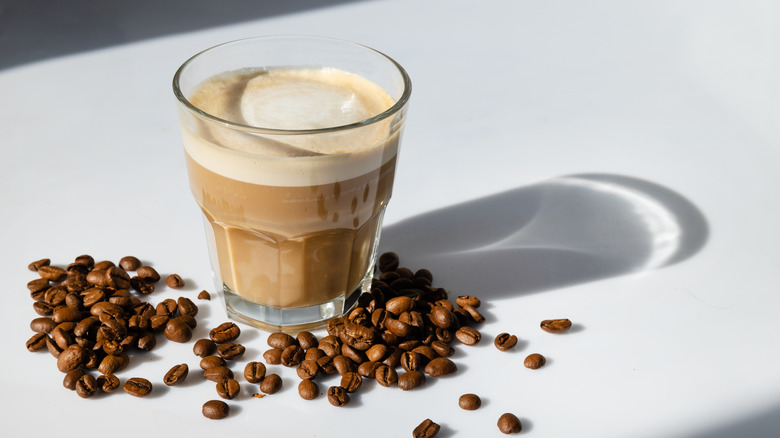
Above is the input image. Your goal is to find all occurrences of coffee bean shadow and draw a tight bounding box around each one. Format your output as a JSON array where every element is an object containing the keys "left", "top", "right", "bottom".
[
  {"left": 564, "top": 323, "right": 585, "bottom": 334},
  {"left": 518, "top": 417, "right": 533, "bottom": 434},
  {"left": 229, "top": 403, "right": 243, "bottom": 417},
  {"left": 123, "top": 351, "right": 164, "bottom": 372},
  {"left": 145, "top": 383, "right": 170, "bottom": 399},
  {"left": 478, "top": 396, "right": 491, "bottom": 409},
  {"left": 176, "top": 370, "right": 206, "bottom": 389},
  {"left": 512, "top": 339, "right": 529, "bottom": 353},
  {"left": 435, "top": 423, "right": 457, "bottom": 438},
  {"left": 237, "top": 328, "right": 261, "bottom": 344},
  {"left": 539, "top": 356, "right": 553, "bottom": 369},
  {"left": 381, "top": 174, "right": 709, "bottom": 300}
]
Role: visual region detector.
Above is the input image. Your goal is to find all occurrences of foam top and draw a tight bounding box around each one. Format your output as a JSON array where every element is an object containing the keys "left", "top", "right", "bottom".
[{"left": 181, "top": 67, "right": 401, "bottom": 186}]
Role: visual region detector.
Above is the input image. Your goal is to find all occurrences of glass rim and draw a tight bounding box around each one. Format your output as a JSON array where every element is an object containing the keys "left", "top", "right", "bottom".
[{"left": 172, "top": 35, "right": 412, "bottom": 135}]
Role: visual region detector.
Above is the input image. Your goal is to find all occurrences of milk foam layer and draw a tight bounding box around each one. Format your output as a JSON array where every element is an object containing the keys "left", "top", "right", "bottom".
[{"left": 182, "top": 68, "right": 400, "bottom": 187}]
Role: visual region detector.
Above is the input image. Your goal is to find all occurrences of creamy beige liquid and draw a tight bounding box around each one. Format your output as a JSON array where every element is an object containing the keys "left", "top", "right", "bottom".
[{"left": 180, "top": 68, "right": 400, "bottom": 308}]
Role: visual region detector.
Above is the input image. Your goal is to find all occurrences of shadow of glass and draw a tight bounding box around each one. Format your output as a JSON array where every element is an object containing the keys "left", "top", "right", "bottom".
[{"left": 380, "top": 174, "right": 708, "bottom": 300}]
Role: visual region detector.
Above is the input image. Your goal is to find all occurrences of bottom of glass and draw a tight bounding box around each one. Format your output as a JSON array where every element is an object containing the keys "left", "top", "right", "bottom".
[{"left": 222, "top": 279, "right": 366, "bottom": 333}]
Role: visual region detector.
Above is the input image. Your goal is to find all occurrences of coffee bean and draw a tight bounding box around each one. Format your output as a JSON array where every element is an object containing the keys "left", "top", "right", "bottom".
[
  {"left": 38, "top": 265, "right": 67, "bottom": 281},
  {"left": 413, "top": 419, "right": 440, "bottom": 438},
  {"left": 164, "top": 363, "right": 189, "bottom": 386},
  {"left": 200, "top": 356, "right": 226, "bottom": 370},
  {"left": 131, "top": 277, "right": 155, "bottom": 294},
  {"left": 400, "top": 351, "right": 426, "bottom": 372},
  {"left": 32, "top": 301, "right": 53, "bottom": 316},
  {"left": 332, "top": 355, "right": 356, "bottom": 375},
  {"left": 263, "top": 348, "right": 282, "bottom": 364},
  {"left": 105, "top": 266, "right": 131, "bottom": 289},
  {"left": 177, "top": 296, "right": 198, "bottom": 317},
  {"left": 430, "top": 305, "right": 455, "bottom": 329},
  {"left": 98, "top": 353, "right": 129, "bottom": 375},
  {"left": 497, "top": 413, "right": 522, "bottom": 434},
  {"left": 75, "top": 374, "right": 98, "bottom": 398},
  {"left": 398, "top": 370, "right": 426, "bottom": 390},
  {"left": 326, "top": 317, "right": 347, "bottom": 337},
  {"left": 385, "top": 296, "right": 415, "bottom": 315},
  {"left": 541, "top": 318, "right": 572, "bottom": 334},
  {"left": 298, "top": 379, "right": 319, "bottom": 400},
  {"left": 203, "top": 366, "right": 233, "bottom": 382},
  {"left": 63, "top": 369, "right": 85, "bottom": 390},
  {"left": 524, "top": 353, "right": 546, "bottom": 369},
  {"left": 136, "top": 266, "right": 160, "bottom": 283},
  {"left": 217, "top": 343, "right": 246, "bottom": 361},
  {"left": 197, "top": 290, "right": 211, "bottom": 300},
  {"left": 494, "top": 333, "right": 518, "bottom": 351},
  {"left": 52, "top": 307, "right": 83, "bottom": 324},
  {"left": 210, "top": 322, "right": 240, "bottom": 343},
  {"left": 386, "top": 318, "right": 413, "bottom": 338},
  {"left": 411, "top": 345, "right": 437, "bottom": 362},
  {"left": 425, "top": 357, "right": 457, "bottom": 377},
  {"left": 97, "top": 373, "right": 120, "bottom": 393},
  {"left": 340, "top": 372, "right": 363, "bottom": 393},
  {"left": 296, "top": 360, "right": 319, "bottom": 380},
  {"left": 327, "top": 386, "right": 350, "bottom": 407},
  {"left": 378, "top": 252, "right": 399, "bottom": 272},
  {"left": 57, "top": 344, "right": 86, "bottom": 372},
  {"left": 46, "top": 337, "right": 63, "bottom": 358},
  {"left": 28, "top": 258, "right": 50, "bottom": 272},
  {"left": 26, "top": 333, "right": 48, "bottom": 352},
  {"left": 430, "top": 340, "right": 454, "bottom": 357},
  {"left": 216, "top": 378, "right": 240, "bottom": 400},
  {"left": 316, "top": 355, "right": 336, "bottom": 375},
  {"left": 244, "top": 362, "right": 266, "bottom": 383},
  {"left": 358, "top": 361, "right": 381, "bottom": 379},
  {"left": 342, "top": 343, "right": 367, "bottom": 364},
  {"left": 365, "top": 343, "right": 388, "bottom": 362},
  {"left": 259, "top": 373, "right": 282, "bottom": 394},
  {"left": 375, "top": 364, "right": 398, "bottom": 387},
  {"left": 164, "top": 318, "right": 192, "bottom": 343},
  {"left": 305, "top": 347, "right": 326, "bottom": 362},
  {"left": 30, "top": 317, "right": 56, "bottom": 334},
  {"left": 267, "top": 332, "right": 296, "bottom": 349},
  {"left": 166, "top": 274, "right": 184, "bottom": 288},
  {"left": 193, "top": 338, "right": 217, "bottom": 357},
  {"left": 319, "top": 335, "right": 342, "bottom": 357},
  {"left": 202, "top": 400, "right": 229, "bottom": 420},
  {"left": 459, "top": 393, "right": 481, "bottom": 410},
  {"left": 281, "top": 345, "right": 305, "bottom": 367},
  {"left": 137, "top": 333, "right": 156, "bottom": 351},
  {"left": 156, "top": 299, "right": 177, "bottom": 316},
  {"left": 455, "top": 326, "right": 481, "bottom": 345},
  {"left": 74, "top": 316, "right": 98, "bottom": 337}
]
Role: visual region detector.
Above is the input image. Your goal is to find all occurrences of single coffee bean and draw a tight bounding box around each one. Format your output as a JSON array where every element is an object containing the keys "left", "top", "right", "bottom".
[
  {"left": 378, "top": 252, "right": 399, "bottom": 272},
  {"left": 26, "top": 332, "right": 48, "bottom": 352},
  {"left": 156, "top": 299, "right": 177, "bottom": 316},
  {"left": 164, "top": 363, "right": 189, "bottom": 386},
  {"left": 177, "top": 296, "right": 198, "bottom": 317},
  {"left": 217, "top": 343, "right": 246, "bottom": 361},
  {"left": 197, "top": 290, "right": 211, "bottom": 300},
  {"left": 425, "top": 357, "right": 457, "bottom": 377},
  {"left": 398, "top": 370, "right": 426, "bottom": 391},
  {"left": 57, "top": 344, "right": 87, "bottom": 372},
  {"left": 30, "top": 317, "right": 57, "bottom": 334},
  {"left": 166, "top": 274, "right": 184, "bottom": 288},
  {"left": 174, "top": 314, "right": 197, "bottom": 329},
  {"left": 201, "top": 356, "right": 227, "bottom": 372},
  {"left": 123, "top": 377, "right": 152, "bottom": 397},
  {"left": 105, "top": 266, "right": 131, "bottom": 289},
  {"left": 296, "top": 331, "right": 318, "bottom": 350},
  {"left": 52, "top": 307, "right": 83, "bottom": 324},
  {"left": 164, "top": 318, "right": 192, "bottom": 343},
  {"left": 119, "top": 256, "right": 141, "bottom": 271},
  {"left": 93, "top": 260, "right": 115, "bottom": 270},
  {"left": 97, "top": 373, "right": 120, "bottom": 393},
  {"left": 411, "top": 345, "right": 437, "bottom": 362},
  {"left": 193, "top": 338, "right": 217, "bottom": 357},
  {"left": 340, "top": 372, "right": 363, "bottom": 393},
  {"left": 455, "top": 295, "right": 481, "bottom": 308},
  {"left": 341, "top": 343, "right": 367, "bottom": 364},
  {"left": 383, "top": 347, "right": 404, "bottom": 368},
  {"left": 136, "top": 266, "right": 161, "bottom": 283},
  {"left": 365, "top": 343, "right": 389, "bottom": 362},
  {"left": 44, "top": 286, "right": 68, "bottom": 306},
  {"left": 375, "top": 364, "right": 398, "bottom": 387},
  {"left": 210, "top": 322, "right": 240, "bottom": 343},
  {"left": 430, "top": 340, "right": 454, "bottom": 357},
  {"left": 385, "top": 296, "right": 415, "bottom": 315},
  {"left": 98, "top": 353, "right": 128, "bottom": 375},
  {"left": 244, "top": 362, "right": 266, "bottom": 383},
  {"left": 75, "top": 374, "right": 98, "bottom": 398},
  {"left": 46, "top": 337, "right": 63, "bottom": 358},
  {"left": 296, "top": 360, "right": 319, "bottom": 380},
  {"left": 259, "top": 373, "right": 282, "bottom": 394},
  {"left": 216, "top": 378, "right": 240, "bottom": 400},
  {"left": 304, "top": 347, "right": 326, "bottom": 362},
  {"left": 281, "top": 345, "right": 305, "bottom": 367},
  {"left": 203, "top": 366, "right": 234, "bottom": 382},
  {"left": 400, "top": 351, "right": 426, "bottom": 372},
  {"left": 462, "top": 304, "right": 485, "bottom": 323},
  {"left": 73, "top": 254, "right": 95, "bottom": 268},
  {"left": 430, "top": 305, "right": 455, "bottom": 329},
  {"left": 316, "top": 355, "right": 336, "bottom": 375},
  {"left": 28, "top": 258, "right": 51, "bottom": 271},
  {"left": 540, "top": 318, "right": 572, "bottom": 334},
  {"left": 332, "top": 355, "right": 356, "bottom": 375},
  {"left": 131, "top": 277, "right": 155, "bottom": 294},
  {"left": 327, "top": 386, "right": 350, "bottom": 407},
  {"left": 319, "top": 335, "right": 342, "bottom": 357},
  {"left": 263, "top": 348, "right": 282, "bottom": 364},
  {"left": 202, "top": 400, "right": 229, "bottom": 420},
  {"left": 494, "top": 333, "right": 518, "bottom": 351},
  {"left": 524, "top": 353, "right": 546, "bottom": 369},
  {"left": 459, "top": 393, "right": 482, "bottom": 410},
  {"left": 326, "top": 317, "right": 347, "bottom": 337},
  {"left": 137, "top": 332, "right": 156, "bottom": 351},
  {"left": 386, "top": 318, "right": 413, "bottom": 338},
  {"left": 358, "top": 361, "right": 381, "bottom": 379},
  {"left": 298, "top": 379, "right": 319, "bottom": 400},
  {"left": 63, "top": 368, "right": 85, "bottom": 390},
  {"left": 32, "top": 301, "right": 54, "bottom": 316},
  {"left": 455, "top": 326, "right": 481, "bottom": 345},
  {"left": 413, "top": 419, "right": 441, "bottom": 438},
  {"left": 497, "top": 413, "right": 522, "bottom": 434},
  {"left": 38, "top": 265, "right": 67, "bottom": 281},
  {"left": 267, "top": 332, "right": 297, "bottom": 349}
]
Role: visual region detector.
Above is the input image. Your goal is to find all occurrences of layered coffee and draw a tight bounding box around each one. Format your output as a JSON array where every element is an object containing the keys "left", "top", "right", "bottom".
[{"left": 179, "top": 67, "right": 401, "bottom": 310}]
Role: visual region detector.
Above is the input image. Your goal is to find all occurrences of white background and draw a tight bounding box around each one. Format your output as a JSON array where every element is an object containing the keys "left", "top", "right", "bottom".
[{"left": 1, "top": 1, "right": 779, "bottom": 437}]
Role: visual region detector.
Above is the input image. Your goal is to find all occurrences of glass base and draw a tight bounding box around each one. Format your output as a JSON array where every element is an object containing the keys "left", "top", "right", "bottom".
[{"left": 221, "top": 278, "right": 366, "bottom": 333}]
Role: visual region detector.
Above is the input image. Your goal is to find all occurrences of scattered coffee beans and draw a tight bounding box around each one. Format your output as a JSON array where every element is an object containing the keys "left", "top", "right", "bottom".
[
  {"left": 202, "top": 400, "right": 229, "bottom": 420},
  {"left": 524, "top": 353, "right": 546, "bottom": 370},
  {"left": 540, "top": 318, "right": 572, "bottom": 334},
  {"left": 458, "top": 393, "right": 481, "bottom": 410},
  {"left": 497, "top": 413, "right": 522, "bottom": 434},
  {"left": 413, "top": 419, "right": 441, "bottom": 438}
]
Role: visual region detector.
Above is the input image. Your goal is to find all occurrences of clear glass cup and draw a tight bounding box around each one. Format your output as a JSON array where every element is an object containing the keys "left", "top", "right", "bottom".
[{"left": 173, "top": 36, "right": 411, "bottom": 331}]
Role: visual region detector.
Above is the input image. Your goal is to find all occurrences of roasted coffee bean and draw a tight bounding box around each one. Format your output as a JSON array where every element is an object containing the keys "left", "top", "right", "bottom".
[
  {"left": 382, "top": 347, "right": 404, "bottom": 368},
  {"left": 385, "top": 296, "right": 415, "bottom": 315},
  {"left": 316, "top": 355, "right": 336, "bottom": 375},
  {"left": 27, "top": 277, "right": 50, "bottom": 295},
  {"left": 164, "top": 363, "right": 189, "bottom": 386},
  {"left": 430, "top": 305, "right": 455, "bottom": 329},
  {"left": 97, "top": 373, "right": 120, "bottom": 393},
  {"left": 216, "top": 378, "right": 240, "bottom": 400},
  {"left": 105, "top": 266, "right": 131, "bottom": 289},
  {"left": 203, "top": 366, "right": 233, "bottom": 382},
  {"left": 137, "top": 332, "right": 156, "bottom": 351},
  {"left": 133, "top": 302, "right": 155, "bottom": 318},
  {"left": 75, "top": 374, "right": 98, "bottom": 398},
  {"left": 64, "top": 293, "right": 82, "bottom": 310},
  {"left": 131, "top": 277, "right": 155, "bottom": 294},
  {"left": 30, "top": 317, "right": 56, "bottom": 334},
  {"left": 28, "top": 258, "right": 51, "bottom": 271},
  {"left": 259, "top": 373, "right": 282, "bottom": 394},
  {"left": 400, "top": 351, "right": 426, "bottom": 372},
  {"left": 197, "top": 290, "right": 211, "bottom": 300},
  {"left": 298, "top": 379, "right": 319, "bottom": 400},
  {"left": 304, "top": 347, "right": 326, "bottom": 362},
  {"left": 398, "top": 370, "right": 426, "bottom": 390},
  {"left": 90, "top": 302, "right": 125, "bottom": 319},
  {"left": 63, "top": 369, "right": 85, "bottom": 390},
  {"left": 332, "top": 355, "right": 356, "bottom": 375},
  {"left": 365, "top": 344, "right": 388, "bottom": 362},
  {"left": 497, "top": 413, "right": 522, "bottom": 434},
  {"left": 296, "top": 331, "right": 318, "bottom": 350},
  {"left": 455, "top": 295, "right": 481, "bottom": 308},
  {"left": 193, "top": 338, "right": 217, "bottom": 357},
  {"left": 413, "top": 419, "right": 440, "bottom": 438},
  {"left": 244, "top": 362, "right": 266, "bottom": 383},
  {"left": 340, "top": 372, "right": 362, "bottom": 393},
  {"left": 341, "top": 343, "right": 367, "bottom": 364},
  {"left": 267, "top": 332, "right": 296, "bottom": 349},
  {"left": 164, "top": 318, "right": 192, "bottom": 343},
  {"left": 175, "top": 296, "right": 197, "bottom": 317},
  {"left": 326, "top": 317, "right": 347, "bottom": 337},
  {"left": 455, "top": 326, "right": 481, "bottom": 345},
  {"left": 281, "top": 345, "right": 304, "bottom": 367},
  {"left": 524, "top": 353, "right": 546, "bottom": 369},
  {"left": 127, "top": 314, "right": 150, "bottom": 331},
  {"left": 72, "top": 255, "right": 94, "bottom": 268},
  {"left": 263, "top": 348, "right": 282, "bottom": 364},
  {"left": 202, "top": 400, "right": 229, "bottom": 420},
  {"left": 319, "top": 335, "right": 342, "bottom": 357},
  {"left": 156, "top": 299, "right": 177, "bottom": 316},
  {"left": 327, "top": 386, "right": 350, "bottom": 407},
  {"left": 425, "top": 357, "right": 457, "bottom": 377},
  {"left": 166, "top": 274, "right": 184, "bottom": 288},
  {"left": 462, "top": 304, "right": 485, "bottom": 323},
  {"left": 26, "top": 333, "right": 48, "bottom": 352},
  {"left": 51, "top": 326, "right": 73, "bottom": 350},
  {"left": 44, "top": 287, "right": 68, "bottom": 306},
  {"left": 116, "top": 256, "right": 139, "bottom": 271},
  {"left": 459, "top": 393, "right": 482, "bottom": 410},
  {"left": 431, "top": 340, "right": 454, "bottom": 357},
  {"left": 93, "top": 260, "right": 115, "bottom": 270},
  {"left": 81, "top": 289, "right": 105, "bottom": 308},
  {"left": 540, "top": 318, "right": 572, "bottom": 334},
  {"left": 200, "top": 355, "right": 226, "bottom": 370},
  {"left": 149, "top": 314, "right": 169, "bottom": 332},
  {"left": 348, "top": 307, "right": 370, "bottom": 326},
  {"left": 57, "top": 344, "right": 86, "bottom": 372},
  {"left": 386, "top": 318, "right": 413, "bottom": 338},
  {"left": 358, "top": 361, "right": 381, "bottom": 379},
  {"left": 38, "top": 265, "right": 67, "bottom": 281},
  {"left": 99, "top": 319, "right": 127, "bottom": 342},
  {"left": 136, "top": 266, "right": 160, "bottom": 283},
  {"left": 210, "top": 322, "right": 240, "bottom": 343},
  {"left": 46, "top": 337, "right": 63, "bottom": 358},
  {"left": 86, "top": 270, "right": 109, "bottom": 287},
  {"left": 375, "top": 364, "right": 398, "bottom": 387},
  {"left": 494, "top": 333, "right": 518, "bottom": 351},
  {"left": 123, "top": 377, "right": 152, "bottom": 397},
  {"left": 32, "top": 301, "right": 54, "bottom": 316},
  {"left": 296, "top": 360, "right": 319, "bottom": 380},
  {"left": 217, "top": 342, "right": 245, "bottom": 361},
  {"left": 411, "top": 345, "right": 437, "bottom": 362},
  {"left": 378, "top": 252, "right": 399, "bottom": 272},
  {"left": 98, "top": 353, "right": 128, "bottom": 375}
]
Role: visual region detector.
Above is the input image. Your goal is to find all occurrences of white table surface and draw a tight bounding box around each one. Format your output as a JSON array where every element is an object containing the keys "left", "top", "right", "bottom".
[{"left": 2, "top": 1, "right": 779, "bottom": 437}]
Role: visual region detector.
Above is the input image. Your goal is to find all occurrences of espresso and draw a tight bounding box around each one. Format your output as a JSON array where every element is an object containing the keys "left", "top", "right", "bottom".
[{"left": 179, "top": 68, "right": 401, "bottom": 310}]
